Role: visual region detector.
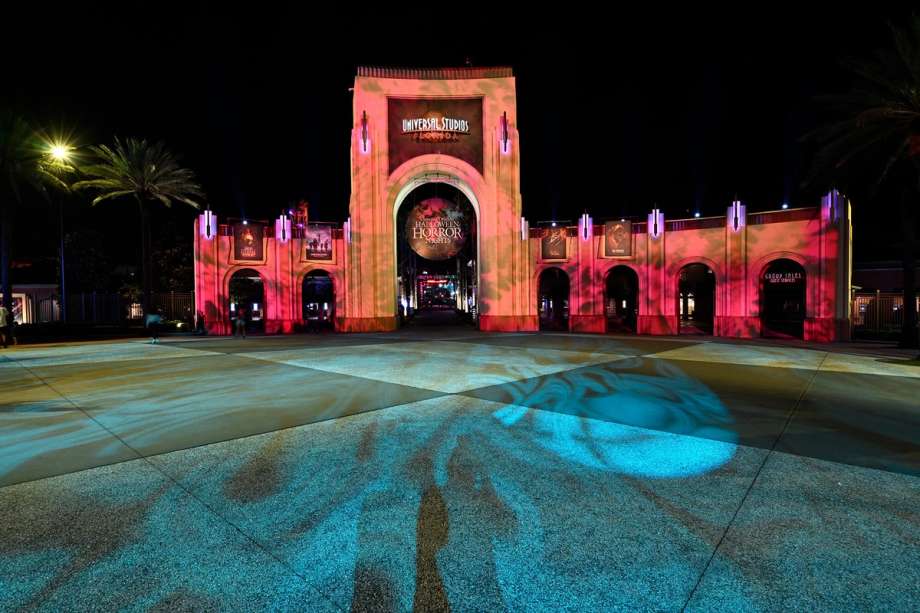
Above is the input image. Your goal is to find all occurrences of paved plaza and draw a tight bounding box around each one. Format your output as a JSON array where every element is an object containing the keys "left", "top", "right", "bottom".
[{"left": 1, "top": 330, "right": 918, "bottom": 611}]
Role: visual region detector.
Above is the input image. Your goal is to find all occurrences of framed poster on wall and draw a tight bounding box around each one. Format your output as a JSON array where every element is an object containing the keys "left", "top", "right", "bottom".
[
  {"left": 541, "top": 227, "right": 568, "bottom": 260},
  {"left": 604, "top": 220, "right": 632, "bottom": 257},
  {"left": 303, "top": 223, "right": 334, "bottom": 261},
  {"left": 233, "top": 223, "right": 264, "bottom": 261}
]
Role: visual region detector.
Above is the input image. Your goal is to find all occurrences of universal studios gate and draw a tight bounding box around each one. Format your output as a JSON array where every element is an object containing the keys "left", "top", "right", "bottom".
[
  {"left": 194, "top": 66, "right": 851, "bottom": 341},
  {"left": 341, "top": 66, "right": 535, "bottom": 332}
]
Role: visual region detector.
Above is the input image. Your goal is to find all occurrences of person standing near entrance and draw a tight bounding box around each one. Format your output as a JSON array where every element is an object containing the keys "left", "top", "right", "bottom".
[
  {"left": 234, "top": 306, "right": 247, "bottom": 339},
  {"left": 145, "top": 308, "right": 163, "bottom": 344},
  {"left": 0, "top": 304, "right": 8, "bottom": 348}
]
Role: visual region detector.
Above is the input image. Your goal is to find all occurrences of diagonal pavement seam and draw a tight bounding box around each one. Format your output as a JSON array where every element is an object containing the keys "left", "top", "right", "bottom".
[{"left": 679, "top": 351, "right": 830, "bottom": 612}]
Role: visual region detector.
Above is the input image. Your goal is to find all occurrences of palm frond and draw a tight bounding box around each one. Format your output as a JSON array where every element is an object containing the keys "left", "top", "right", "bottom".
[
  {"left": 0, "top": 110, "right": 75, "bottom": 202},
  {"left": 805, "top": 14, "right": 920, "bottom": 192},
  {"left": 91, "top": 190, "right": 137, "bottom": 206},
  {"left": 74, "top": 136, "right": 206, "bottom": 208}
]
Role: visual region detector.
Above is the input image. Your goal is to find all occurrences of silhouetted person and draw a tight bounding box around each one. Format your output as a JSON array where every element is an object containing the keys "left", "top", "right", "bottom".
[
  {"left": 0, "top": 304, "right": 8, "bottom": 348},
  {"left": 234, "top": 307, "right": 247, "bottom": 339},
  {"left": 145, "top": 308, "right": 163, "bottom": 344},
  {"left": 195, "top": 310, "right": 207, "bottom": 335}
]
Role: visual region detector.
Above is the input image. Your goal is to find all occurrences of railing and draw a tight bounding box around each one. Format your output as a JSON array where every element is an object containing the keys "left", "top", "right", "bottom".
[
  {"left": 748, "top": 208, "right": 818, "bottom": 225},
  {"left": 32, "top": 291, "right": 195, "bottom": 324},
  {"left": 852, "top": 292, "right": 919, "bottom": 334},
  {"left": 666, "top": 217, "right": 726, "bottom": 231},
  {"left": 151, "top": 292, "right": 195, "bottom": 322}
]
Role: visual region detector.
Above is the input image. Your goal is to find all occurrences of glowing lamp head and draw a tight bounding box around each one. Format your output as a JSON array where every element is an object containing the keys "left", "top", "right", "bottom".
[
  {"left": 551, "top": 222, "right": 556, "bottom": 227},
  {"left": 782, "top": 203, "right": 789, "bottom": 210},
  {"left": 694, "top": 211, "right": 701, "bottom": 218},
  {"left": 50, "top": 144, "right": 70, "bottom": 161},
  {"left": 242, "top": 220, "right": 248, "bottom": 225}
]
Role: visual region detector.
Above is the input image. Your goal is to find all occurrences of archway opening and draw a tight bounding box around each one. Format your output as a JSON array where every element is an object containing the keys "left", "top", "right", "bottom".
[
  {"left": 228, "top": 268, "right": 265, "bottom": 334},
  {"left": 396, "top": 182, "right": 477, "bottom": 327},
  {"left": 678, "top": 263, "right": 715, "bottom": 335},
  {"left": 538, "top": 267, "right": 570, "bottom": 331},
  {"left": 605, "top": 266, "right": 639, "bottom": 333},
  {"left": 302, "top": 270, "right": 334, "bottom": 332},
  {"left": 761, "top": 259, "right": 806, "bottom": 339}
]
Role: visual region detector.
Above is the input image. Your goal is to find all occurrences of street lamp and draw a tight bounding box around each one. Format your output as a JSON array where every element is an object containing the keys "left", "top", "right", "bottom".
[
  {"left": 46, "top": 141, "right": 75, "bottom": 323},
  {"left": 50, "top": 144, "right": 70, "bottom": 161}
]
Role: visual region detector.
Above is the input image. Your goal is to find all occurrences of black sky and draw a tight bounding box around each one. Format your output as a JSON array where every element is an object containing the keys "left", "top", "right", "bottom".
[{"left": 4, "top": 6, "right": 914, "bottom": 267}]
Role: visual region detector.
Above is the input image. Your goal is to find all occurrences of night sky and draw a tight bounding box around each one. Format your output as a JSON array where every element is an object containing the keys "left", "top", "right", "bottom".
[{"left": 5, "top": 7, "right": 914, "bottom": 279}]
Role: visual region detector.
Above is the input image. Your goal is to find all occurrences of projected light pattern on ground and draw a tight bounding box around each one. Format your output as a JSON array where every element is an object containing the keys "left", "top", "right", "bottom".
[{"left": 0, "top": 334, "right": 918, "bottom": 611}]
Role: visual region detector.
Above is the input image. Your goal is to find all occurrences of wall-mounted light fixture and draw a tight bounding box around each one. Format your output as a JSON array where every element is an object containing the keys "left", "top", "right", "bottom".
[
  {"left": 275, "top": 212, "right": 291, "bottom": 243},
  {"left": 823, "top": 190, "right": 841, "bottom": 222},
  {"left": 360, "top": 111, "right": 369, "bottom": 153},
  {"left": 648, "top": 208, "right": 664, "bottom": 239},
  {"left": 344, "top": 217, "right": 352, "bottom": 243},
  {"left": 729, "top": 200, "right": 745, "bottom": 232},
  {"left": 579, "top": 213, "right": 593, "bottom": 241},
  {"left": 199, "top": 209, "right": 217, "bottom": 239},
  {"left": 520, "top": 216, "right": 529, "bottom": 241}
]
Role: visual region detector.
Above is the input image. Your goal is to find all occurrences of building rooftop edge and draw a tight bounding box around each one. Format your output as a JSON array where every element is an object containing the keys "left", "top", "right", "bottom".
[{"left": 357, "top": 66, "right": 514, "bottom": 80}]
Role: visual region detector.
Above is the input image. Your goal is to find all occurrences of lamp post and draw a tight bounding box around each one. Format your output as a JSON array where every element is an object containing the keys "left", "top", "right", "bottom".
[{"left": 49, "top": 144, "right": 72, "bottom": 322}]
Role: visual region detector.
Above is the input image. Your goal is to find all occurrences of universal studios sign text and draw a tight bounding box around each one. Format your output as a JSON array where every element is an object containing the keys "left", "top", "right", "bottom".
[{"left": 402, "top": 117, "right": 470, "bottom": 135}]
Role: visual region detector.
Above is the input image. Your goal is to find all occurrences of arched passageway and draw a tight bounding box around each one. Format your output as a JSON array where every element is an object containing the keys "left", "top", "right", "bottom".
[
  {"left": 538, "top": 267, "right": 570, "bottom": 332},
  {"left": 605, "top": 266, "right": 639, "bottom": 333},
  {"left": 228, "top": 269, "right": 265, "bottom": 335},
  {"left": 678, "top": 263, "right": 715, "bottom": 335},
  {"left": 303, "top": 270, "right": 334, "bottom": 331},
  {"left": 761, "top": 259, "right": 806, "bottom": 339}
]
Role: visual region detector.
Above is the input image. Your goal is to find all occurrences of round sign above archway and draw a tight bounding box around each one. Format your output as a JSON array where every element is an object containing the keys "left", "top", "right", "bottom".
[{"left": 404, "top": 197, "right": 470, "bottom": 261}]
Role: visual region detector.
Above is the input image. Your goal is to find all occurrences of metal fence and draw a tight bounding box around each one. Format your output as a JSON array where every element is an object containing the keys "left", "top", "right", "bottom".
[
  {"left": 151, "top": 292, "right": 195, "bottom": 322},
  {"left": 852, "top": 292, "right": 919, "bottom": 334},
  {"left": 32, "top": 292, "right": 195, "bottom": 324}
]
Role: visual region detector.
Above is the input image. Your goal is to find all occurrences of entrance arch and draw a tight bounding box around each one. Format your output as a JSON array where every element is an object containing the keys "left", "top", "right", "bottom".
[
  {"left": 228, "top": 268, "right": 265, "bottom": 334},
  {"left": 302, "top": 270, "right": 334, "bottom": 331},
  {"left": 761, "top": 259, "right": 806, "bottom": 339},
  {"left": 678, "top": 263, "right": 715, "bottom": 335},
  {"left": 394, "top": 181, "right": 478, "bottom": 326},
  {"left": 605, "top": 266, "right": 639, "bottom": 333},
  {"left": 538, "top": 267, "right": 570, "bottom": 331}
]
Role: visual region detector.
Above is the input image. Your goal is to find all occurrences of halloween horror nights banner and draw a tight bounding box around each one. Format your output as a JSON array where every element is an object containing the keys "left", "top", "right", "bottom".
[
  {"left": 233, "top": 223, "right": 264, "bottom": 261},
  {"left": 405, "top": 198, "right": 469, "bottom": 261},
  {"left": 388, "top": 97, "right": 483, "bottom": 174},
  {"left": 303, "top": 223, "right": 333, "bottom": 261},
  {"left": 541, "top": 227, "right": 568, "bottom": 260},
  {"left": 604, "top": 220, "right": 632, "bottom": 257}
]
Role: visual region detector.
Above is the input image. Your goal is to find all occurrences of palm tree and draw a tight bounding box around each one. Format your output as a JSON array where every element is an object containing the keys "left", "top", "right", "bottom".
[
  {"left": 0, "top": 111, "right": 72, "bottom": 321},
  {"left": 807, "top": 16, "right": 920, "bottom": 350},
  {"left": 73, "top": 137, "right": 205, "bottom": 313}
]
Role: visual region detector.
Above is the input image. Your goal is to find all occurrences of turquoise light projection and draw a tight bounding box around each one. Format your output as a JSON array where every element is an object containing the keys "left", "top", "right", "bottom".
[{"left": 487, "top": 358, "right": 738, "bottom": 478}]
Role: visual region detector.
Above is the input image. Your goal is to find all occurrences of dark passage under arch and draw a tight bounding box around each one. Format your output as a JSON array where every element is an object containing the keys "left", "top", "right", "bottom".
[
  {"left": 761, "top": 259, "right": 806, "bottom": 339},
  {"left": 229, "top": 269, "right": 265, "bottom": 334},
  {"left": 678, "top": 263, "right": 715, "bottom": 335},
  {"left": 303, "top": 270, "right": 334, "bottom": 331},
  {"left": 605, "top": 266, "right": 638, "bottom": 333},
  {"left": 538, "top": 267, "right": 570, "bottom": 331}
]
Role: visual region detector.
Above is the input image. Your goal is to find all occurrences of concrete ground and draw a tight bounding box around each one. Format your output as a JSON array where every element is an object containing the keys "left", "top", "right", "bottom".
[{"left": 1, "top": 329, "right": 918, "bottom": 612}]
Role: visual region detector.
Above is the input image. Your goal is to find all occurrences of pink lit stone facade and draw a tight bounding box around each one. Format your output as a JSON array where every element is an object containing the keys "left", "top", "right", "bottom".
[{"left": 194, "top": 67, "right": 852, "bottom": 341}]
